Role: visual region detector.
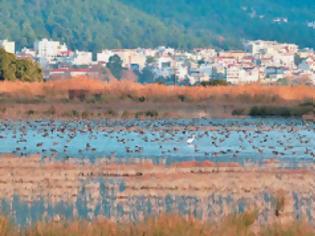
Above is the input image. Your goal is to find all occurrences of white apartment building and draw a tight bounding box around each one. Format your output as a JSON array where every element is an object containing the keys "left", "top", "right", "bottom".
[
  {"left": 219, "top": 51, "right": 249, "bottom": 61},
  {"left": 141, "top": 48, "right": 157, "bottom": 57},
  {"left": 72, "top": 51, "right": 93, "bottom": 65},
  {"left": 157, "top": 46, "right": 175, "bottom": 56},
  {"left": 157, "top": 56, "right": 175, "bottom": 69},
  {"left": 248, "top": 40, "right": 298, "bottom": 56},
  {"left": 226, "top": 66, "right": 259, "bottom": 84},
  {"left": 272, "top": 53, "right": 295, "bottom": 68},
  {"left": 113, "top": 49, "right": 146, "bottom": 69},
  {"left": 97, "top": 50, "right": 114, "bottom": 63},
  {"left": 193, "top": 48, "right": 217, "bottom": 61},
  {"left": 174, "top": 64, "right": 189, "bottom": 81},
  {"left": 34, "top": 38, "right": 67, "bottom": 63},
  {"left": 0, "top": 40, "right": 15, "bottom": 54}
]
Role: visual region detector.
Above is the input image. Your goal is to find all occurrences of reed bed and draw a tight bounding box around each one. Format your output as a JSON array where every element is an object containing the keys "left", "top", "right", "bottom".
[
  {"left": 0, "top": 78, "right": 314, "bottom": 102},
  {"left": 0, "top": 213, "right": 314, "bottom": 236}
]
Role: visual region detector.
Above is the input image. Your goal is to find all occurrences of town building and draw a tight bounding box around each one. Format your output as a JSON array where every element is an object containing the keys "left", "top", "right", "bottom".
[
  {"left": 34, "top": 38, "right": 68, "bottom": 64},
  {"left": 0, "top": 40, "right": 15, "bottom": 54},
  {"left": 0, "top": 37, "right": 314, "bottom": 85},
  {"left": 72, "top": 51, "right": 93, "bottom": 66}
]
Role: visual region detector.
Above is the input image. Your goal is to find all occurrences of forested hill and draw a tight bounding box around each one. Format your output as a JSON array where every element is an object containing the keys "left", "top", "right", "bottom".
[
  {"left": 1, "top": 0, "right": 315, "bottom": 52},
  {"left": 122, "top": 0, "right": 315, "bottom": 49}
]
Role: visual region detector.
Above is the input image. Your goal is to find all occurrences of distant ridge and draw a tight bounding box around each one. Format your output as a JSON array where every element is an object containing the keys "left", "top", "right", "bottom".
[{"left": 1, "top": 0, "right": 315, "bottom": 51}]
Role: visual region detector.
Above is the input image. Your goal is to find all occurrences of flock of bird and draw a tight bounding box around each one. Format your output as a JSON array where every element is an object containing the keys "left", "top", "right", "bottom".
[{"left": 0, "top": 119, "right": 314, "bottom": 165}]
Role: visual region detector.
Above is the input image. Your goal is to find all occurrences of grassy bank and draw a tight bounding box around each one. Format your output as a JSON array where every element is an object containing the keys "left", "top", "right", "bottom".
[
  {"left": 0, "top": 78, "right": 314, "bottom": 120},
  {"left": 1, "top": 78, "right": 314, "bottom": 101},
  {"left": 0, "top": 213, "right": 314, "bottom": 236},
  {"left": 231, "top": 100, "right": 315, "bottom": 118}
]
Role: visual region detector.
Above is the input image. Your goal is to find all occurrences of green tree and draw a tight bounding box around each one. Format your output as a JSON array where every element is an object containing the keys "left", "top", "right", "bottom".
[
  {"left": 0, "top": 49, "right": 42, "bottom": 82},
  {"left": 106, "top": 55, "right": 123, "bottom": 80},
  {"left": 145, "top": 56, "right": 156, "bottom": 65},
  {"left": 16, "top": 59, "right": 43, "bottom": 82},
  {"left": 138, "top": 66, "right": 155, "bottom": 83},
  {"left": 0, "top": 49, "right": 16, "bottom": 81}
]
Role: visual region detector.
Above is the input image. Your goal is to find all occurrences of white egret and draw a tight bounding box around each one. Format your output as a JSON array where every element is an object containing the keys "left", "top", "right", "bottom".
[{"left": 187, "top": 135, "right": 196, "bottom": 145}]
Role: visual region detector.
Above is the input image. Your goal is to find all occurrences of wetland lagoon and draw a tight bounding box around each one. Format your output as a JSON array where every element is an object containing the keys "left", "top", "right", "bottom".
[{"left": 0, "top": 118, "right": 314, "bottom": 226}]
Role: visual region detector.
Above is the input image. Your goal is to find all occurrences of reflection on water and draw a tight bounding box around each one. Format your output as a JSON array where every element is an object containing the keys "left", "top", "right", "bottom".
[{"left": 1, "top": 178, "right": 314, "bottom": 226}]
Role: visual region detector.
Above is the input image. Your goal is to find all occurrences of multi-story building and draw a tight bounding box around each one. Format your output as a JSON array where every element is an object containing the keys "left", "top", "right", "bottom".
[
  {"left": 34, "top": 38, "right": 68, "bottom": 64},
  {"left": 97, "top": 50, "right": 114, "bottom": 64},
  {"left": 112, "top": 49, "right": 147, "bottom": 70},
  {"left": 226, "top": 65, "right": 259, "bottom": 84},
  {"left": 72, "top": 51, "right": 93, "bottom": 66}
]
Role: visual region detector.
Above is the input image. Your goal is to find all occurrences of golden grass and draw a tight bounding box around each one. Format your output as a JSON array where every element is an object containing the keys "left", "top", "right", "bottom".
[
  {"left": 0, "top": 77, "right": 314, "bottom": 102},
  {"left": 0, "top": 213, "right": 314, "bottom": 236}
]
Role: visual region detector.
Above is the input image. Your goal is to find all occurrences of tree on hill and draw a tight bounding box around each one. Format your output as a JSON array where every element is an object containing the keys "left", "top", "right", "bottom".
[
  {"left": 0, "top": 49, "right": 43, "bottom": 82},
  {"left": 106, "top": 55, "right": 123, "bottom": 80}
]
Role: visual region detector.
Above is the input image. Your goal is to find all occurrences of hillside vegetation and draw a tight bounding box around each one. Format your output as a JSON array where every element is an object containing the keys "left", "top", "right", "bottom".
[
  {"left": 123, "top": 0, "right": 315, "bottom": 49},
  {"left": 1, "top": 0, "right": 315, "bottom": 51},
  {"left": 0, "top": 0, "right": 196, "bottom": 52}
]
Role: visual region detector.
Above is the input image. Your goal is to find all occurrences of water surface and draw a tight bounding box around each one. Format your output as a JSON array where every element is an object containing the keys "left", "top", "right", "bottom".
[{"left": 0, "top": 118, "right": 314, "bottom": 166}]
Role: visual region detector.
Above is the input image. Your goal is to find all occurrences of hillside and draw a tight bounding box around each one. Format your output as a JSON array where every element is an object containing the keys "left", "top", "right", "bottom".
[
  {"left": 0, "top": 0, "right": 199, "bottom": 52},
  {"left": 1, "top": 0, "right": 315, "bottom": 51},
  {"left": 123, "top": 0, "right": 315, "bottom": 49}
]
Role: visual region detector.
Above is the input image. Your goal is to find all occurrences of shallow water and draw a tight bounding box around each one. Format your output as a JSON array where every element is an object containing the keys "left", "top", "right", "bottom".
[
  {"left": 0, "top": 118, "right": 314, "bottom": 166},
  {"left": 3, "top": 183, "right": 314, "bottom": 226},
  {"left": 0, "top": 118, "right": 315, "bottom": 225}
]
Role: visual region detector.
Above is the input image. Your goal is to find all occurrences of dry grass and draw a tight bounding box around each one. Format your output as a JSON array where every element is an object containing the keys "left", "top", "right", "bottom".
[
  {"left": 0, "top": 213, "right": 314, "bottom": 236},
  {"left": 0, "top": 78, "right": 314, "bottom": 119},
  {"left": 0, "top": 78, "right": 314, "bottom": 102}
]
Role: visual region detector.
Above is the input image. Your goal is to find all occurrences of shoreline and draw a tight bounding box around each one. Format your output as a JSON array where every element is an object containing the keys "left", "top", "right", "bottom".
[
  {"left": 0, "top": 101, "right": 313, "bottom": 121},
  {"left": 0, "top": 115, "right": 313, "bottom": 122}
]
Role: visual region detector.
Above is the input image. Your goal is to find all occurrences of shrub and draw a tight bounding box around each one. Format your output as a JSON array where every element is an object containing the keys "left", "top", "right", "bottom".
[
  {"left": 300, "top": 99, "right": 315, "bottom": 107},
  {"left": 145, "top": 110, "right": 159, "bottom": 118},
  {"left": 71, "top": 110, "right": 79, "bottom": 117},
  {"left": 107, "top": 109, "right": 117, "bottom": 117},
  {"left": 238, "top": 93, "right": 252, "bottom": 103},
  {"left": 232, "top": 108, "right": 246, "bottom": 116},
  {"left": 26, "top": 110, "right": 35, "bottom": 115},
  {"left": 178, "top": 95, "right": 186, "bottom": 102},
  {"left": 249, "top": 106, "right": 288, "bottom": 117},
  {"left": 81, "top": 111, "right": 89, "bottom": 119},
  {"left": 138, "top": 96, "right": 146, "bottom": 102},
  {"left": 0, "top": 107, "right": 6, "bottom": 113},
  {"left": 68, "top": 89, "right": 88, "bottom": 101},
  {"left": 93, "top": 93, "right": 103, "bottom": 102},
  {"left": 249, "top": 105, "right": 313, "bottom": 117},
  {"left": 45, "top": 106, "right": 56, "bottom": 116},
  {"left": 121, "top": 111, "right": 131, "bottom": 119},
  {"left": 272, "top": 191, "right": 286, "bottom": 217},
  {"left": 200, "top": 80, "right": 229, "bottom": 87},
  {"left": 135, "top": 111, "right": 144, "bottom": 119}
]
